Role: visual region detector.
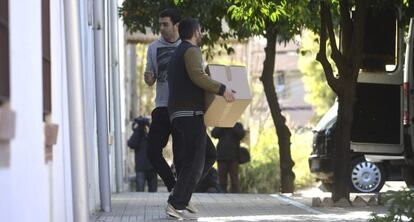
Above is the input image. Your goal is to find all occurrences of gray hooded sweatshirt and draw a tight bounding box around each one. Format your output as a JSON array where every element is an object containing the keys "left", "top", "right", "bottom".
[{"left": 146, "top": 37, "right": 181, "bottom": 108}]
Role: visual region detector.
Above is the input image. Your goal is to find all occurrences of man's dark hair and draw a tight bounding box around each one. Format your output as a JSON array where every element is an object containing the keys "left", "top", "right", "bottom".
[
  {"left": 160, "top": 9, "right": 181, "bottom": 25},
  {"left": 178, "top": 17, "right": 200, "bottom": 40}
]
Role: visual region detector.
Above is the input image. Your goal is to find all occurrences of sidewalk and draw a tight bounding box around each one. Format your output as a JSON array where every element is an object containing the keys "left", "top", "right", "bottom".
[{"left": 93, "top": 191, "right": 388, "bottom": 221}]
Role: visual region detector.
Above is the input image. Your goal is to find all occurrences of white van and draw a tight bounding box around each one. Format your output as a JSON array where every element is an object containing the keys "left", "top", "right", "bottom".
[{"left": 309, "top": 8, "right": 414, "bottom": 193}]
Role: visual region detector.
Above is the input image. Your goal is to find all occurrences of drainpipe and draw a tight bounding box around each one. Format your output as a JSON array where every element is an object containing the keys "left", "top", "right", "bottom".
[
  {"left": 109, "top": 0, "right": 124, "bottom": 192},
  {"left": 93, "top": 0, "right": 112, "bottom": 212},
  {"left": 63, "top": 0, "right": 90, "bottom": 221}
]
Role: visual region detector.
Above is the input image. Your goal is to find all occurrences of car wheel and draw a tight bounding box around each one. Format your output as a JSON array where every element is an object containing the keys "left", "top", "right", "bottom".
[{"left": 350, "top": 157, "right": 385, "bottom": 193}]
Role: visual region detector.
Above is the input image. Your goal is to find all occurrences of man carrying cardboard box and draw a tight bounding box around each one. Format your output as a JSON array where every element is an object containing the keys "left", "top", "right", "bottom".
[{"left": 166, "top": 17, "right": 235, "bottom": 220}]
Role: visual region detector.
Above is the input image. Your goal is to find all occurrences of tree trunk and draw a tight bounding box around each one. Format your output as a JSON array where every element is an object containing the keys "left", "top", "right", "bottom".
[
  {"left": 332, "top": 79, "right": 355, "bottom": 201},
  {"left": 331, "top": 0, "right": 367, "bottom": 201},
  {"left": 260, "top": 28, "right": 295, "bottom": 193},
  {"left": 317, "top": 0, "right": 367, "bottom": 201}
]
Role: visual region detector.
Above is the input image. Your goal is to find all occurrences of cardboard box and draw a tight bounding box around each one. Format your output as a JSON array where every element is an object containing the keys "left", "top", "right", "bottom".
[{"left": 204, "top": 64, "right": 251, "bottom": 127}]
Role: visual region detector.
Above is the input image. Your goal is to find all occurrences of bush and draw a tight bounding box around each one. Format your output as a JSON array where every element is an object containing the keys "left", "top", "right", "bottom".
[
  {"left": 291, "top": 130, "right": 315, "bottom": 190},
  {"left": 239, "top": 127, "right": 280, "bottom": 193},
  {"left": 239, "top": 127, "right": 315, "bottom": 193},
  {"left": 370, "top": 189, "right": 414, "bottom": 222},
  {"left": 298, "top": 30, "right": 336, "bottom": 122}
]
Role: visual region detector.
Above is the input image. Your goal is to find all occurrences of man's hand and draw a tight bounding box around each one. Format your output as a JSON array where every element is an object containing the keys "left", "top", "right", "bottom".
[
  {"left": 223, "top": 88, "right": 236, "bottom": 102},
  {"left": 144, "top": 71, "right": 156, "bottom": 86}
]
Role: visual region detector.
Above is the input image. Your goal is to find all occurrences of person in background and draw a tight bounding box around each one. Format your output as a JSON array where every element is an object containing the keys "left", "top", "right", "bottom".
[
  {"left": 172, "top": 160, "right": 224, "bottom": 193},
  {"left": 128, "top": 116, "right": 157, "bottom": 192},
  {"left": 211, "top": 122, "right": 245, "bottom": 193},
  {"left": 194, "top": 167, "right": 224, "bottom": 193}
]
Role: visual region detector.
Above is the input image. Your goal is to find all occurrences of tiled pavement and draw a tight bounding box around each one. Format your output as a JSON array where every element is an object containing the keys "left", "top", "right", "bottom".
[{"left": 93, "top": 192, "right": 387, "bottom": 222}]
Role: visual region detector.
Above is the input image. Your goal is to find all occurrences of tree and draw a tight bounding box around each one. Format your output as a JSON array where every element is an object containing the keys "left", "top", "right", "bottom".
[
  {"left": 119, "top": 0, "right": 319, "bottom": 193},
  {"left": 298, "top": 30, "right": 336, "bottom": 121},
  {"left": 315, "top": 0, "right": 413, "bottom": 201},
  {"left": 119, "top": 0, "right": 232, "bottom": 59},
  {"left": 226, "top": 0, "right": 319, "bottom": 193},
  {"left": 316, "top": 0, "right": 368, "bottom": 202}
]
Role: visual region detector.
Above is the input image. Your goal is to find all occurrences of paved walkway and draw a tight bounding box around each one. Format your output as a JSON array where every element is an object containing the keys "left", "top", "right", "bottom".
[{"left": 93, "top": 192, "right": 386, "bottom": 222}]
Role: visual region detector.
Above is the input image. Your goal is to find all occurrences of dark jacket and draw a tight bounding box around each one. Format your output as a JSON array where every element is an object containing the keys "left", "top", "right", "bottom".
[
  {"left": 133, "top": 128, "right": 153, "bottom": 172},
  {"left": 195, "top": 168, "right": 224, "bottom": 193},
  {"left": 168, "top": 41, "right": 204, "bottom": 114},
  {"left": 167, "top": 41, "right": 225, "bottom": 117},
  {"left": 211, "top": 122, "right": 245, "bottom": 160}
]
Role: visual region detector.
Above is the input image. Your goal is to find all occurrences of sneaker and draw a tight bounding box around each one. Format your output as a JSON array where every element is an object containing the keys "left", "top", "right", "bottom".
[
  {"left": 186, "top": 203, "right": 198, "bottom": 214},
  {"left": 166, "top": 203, "right": 197, "bottom": 220}
]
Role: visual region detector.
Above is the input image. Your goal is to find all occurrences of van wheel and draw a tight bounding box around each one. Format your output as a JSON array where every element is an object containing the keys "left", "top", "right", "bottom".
[
  {"left": 402, "top": 166, "right": 414, "bottom": 187},
  {"left": 350, "top": 157, "right": 385, "bottom": 193}
]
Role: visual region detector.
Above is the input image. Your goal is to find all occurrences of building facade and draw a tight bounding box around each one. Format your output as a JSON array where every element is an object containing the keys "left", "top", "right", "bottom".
[{"left": 0, "top": 1, "right": 128, "bottom": 221}]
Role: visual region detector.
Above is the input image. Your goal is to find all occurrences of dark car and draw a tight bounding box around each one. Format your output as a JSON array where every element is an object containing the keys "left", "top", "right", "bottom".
[{"left": 308, "top": 102, "right": 405, "bottom": 193}]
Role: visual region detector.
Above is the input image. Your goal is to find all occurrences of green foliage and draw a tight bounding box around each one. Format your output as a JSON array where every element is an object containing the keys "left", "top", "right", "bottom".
[
  {"left": 227, "top": 0, "right": 286, "bottom": 35},
  {"left": 119, "top": 0, "right": 320, "bottom": 59},
  {"left": 291, "top": 130, "right": 315, "bottom": 189},
  {"left": 226, "top": 0, "right": 319, "bottom": 41},
  {"left": 239, "top": 126, "right": 280, "bottom": 193},
  {"left": 119, "top": 0, "right": 173, "bottom": 34},
  {"left": 119, "top": 0, "right": 234, "bottom": 60},
  {"left": 119, "top": 0, "right": 320, "bottom": 43},
  {"left": 370, "top": 189, "right": 414, "bottom": 222},
  {"left": 239, "top": 126, "right": 314, "bottom": 193},
  {"left": 298, "top": 30, "right": 336, "bottom": 121},
  {"left": 173, "top": 0, "right": 236, "bottom": 59}
]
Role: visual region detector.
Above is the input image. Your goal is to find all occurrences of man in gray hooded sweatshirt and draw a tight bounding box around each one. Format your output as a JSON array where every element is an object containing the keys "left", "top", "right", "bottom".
[{"left": 144, "top": 8, "right": 181, "bottom": 192}]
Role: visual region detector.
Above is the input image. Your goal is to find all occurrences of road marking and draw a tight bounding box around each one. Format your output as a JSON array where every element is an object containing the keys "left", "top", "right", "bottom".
[{"left": 270, "top": 194, "right": 324, "bottom": 215}]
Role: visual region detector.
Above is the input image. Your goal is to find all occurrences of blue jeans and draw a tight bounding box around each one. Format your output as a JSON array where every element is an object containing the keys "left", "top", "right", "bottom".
[{"left": 136, "top": 170, "right": 158, "bottom": 192}]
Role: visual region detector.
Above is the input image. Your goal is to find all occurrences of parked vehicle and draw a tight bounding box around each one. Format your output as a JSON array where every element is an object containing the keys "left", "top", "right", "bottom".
[{"left": 309, "top": 8, "right": 414, "bottom": 193}]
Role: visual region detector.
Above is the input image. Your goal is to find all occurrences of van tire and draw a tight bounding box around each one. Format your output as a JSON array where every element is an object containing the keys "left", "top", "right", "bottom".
[
  {"left": 350, "top": 157, "right": 386, "bottom": 193},
  {"left": 402, "top": 166, "right": 414, "bottom": 187}
]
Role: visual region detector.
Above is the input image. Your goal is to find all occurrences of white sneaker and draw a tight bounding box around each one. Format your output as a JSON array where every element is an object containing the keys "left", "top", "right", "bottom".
[
  {"left": 166, "top": 203, "right": 197, "bottom": 220},
  {"left": 186, "top": 203, "right": 198, "bottom": 213}
]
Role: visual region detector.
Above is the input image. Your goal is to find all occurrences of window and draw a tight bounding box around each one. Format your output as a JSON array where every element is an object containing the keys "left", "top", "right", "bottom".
[
  {"left": 0, "top": 0, "right": 9, "bottom": 105},
  {"left": 361, "top": 7, "right": 398, "bottom": 72},
  {"left": 275, "top": 71, "right": 286, "bottom": 99}
]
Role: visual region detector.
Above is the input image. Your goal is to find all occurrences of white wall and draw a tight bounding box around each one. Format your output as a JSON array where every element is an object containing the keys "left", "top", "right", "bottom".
[
  {"left": 118, "top": 0, "right": 128, "bottom": 191},
  {"left": 7, "top": 1, "right": 49, "bottom": 221},
  {"left": 78, "top": 0, "right": 101, "bottom": 212},
  {"left": 50, "top": 0, "right": 74, "bottom": 221},
  {"left": 0, "top": 1, "right": 125, "bottom": 221}
]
